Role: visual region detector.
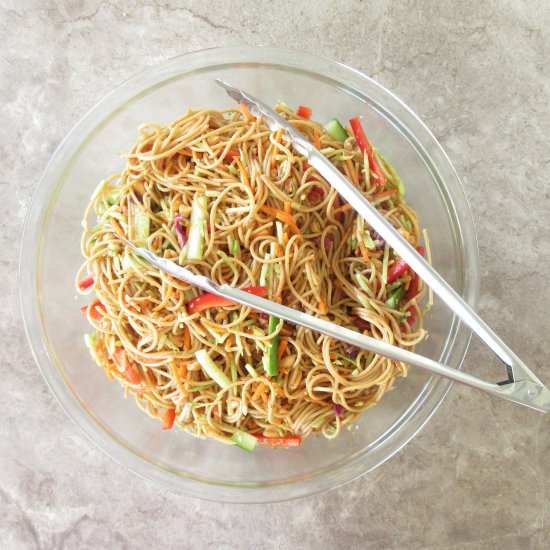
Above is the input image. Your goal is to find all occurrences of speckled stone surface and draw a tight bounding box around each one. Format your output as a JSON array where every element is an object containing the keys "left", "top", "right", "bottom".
[{"left": 2, "top": 1, "right": 549, "bottom": 548}]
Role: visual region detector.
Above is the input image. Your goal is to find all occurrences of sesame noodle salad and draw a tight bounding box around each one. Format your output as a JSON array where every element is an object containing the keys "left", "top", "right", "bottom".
[{"left": 77, "top": 102, "right": 431, "bottom": 451}]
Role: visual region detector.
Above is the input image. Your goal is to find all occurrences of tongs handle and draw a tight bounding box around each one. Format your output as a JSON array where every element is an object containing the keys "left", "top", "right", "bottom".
[
  {"left": 118, "top": 236, "right": 550, "bottom": 413},
  {"left": 220, "top": 287, "right": 550, "bottom": 413}
]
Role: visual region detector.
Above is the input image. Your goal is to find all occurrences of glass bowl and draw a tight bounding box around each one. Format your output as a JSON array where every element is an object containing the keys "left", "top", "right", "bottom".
[{"left": 20, "top": 47, "right": 479, "bottom": 503}]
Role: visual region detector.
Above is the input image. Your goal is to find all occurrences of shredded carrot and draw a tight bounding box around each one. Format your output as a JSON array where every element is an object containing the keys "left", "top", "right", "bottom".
[
  {"left": 319, "top": 297, "right": 328, "bottom": 315},
  {"left": 275, "top": 243, "right": 284, "bottom": 257},
  {"left": 253, "top": 228, "right": 270, "bottom": 237},
  {"left": 275, "top": 296, "right": 282, "bottom": 304},
  {"left": 358, "top": 238, "right": 370, "bottom": 262},
  {"left": 371, "top": 189, "right": 396, "bottom": 202},
  {"left": 145, "top": 369, "right": 157, "bottom": 386},
  {"left": 110, "top": 218, "right": 125, "bottom": 238},
  {"left": 339, "top": 203, "right": 354, "bottom": 212},
  {"left": 313, "top": 128, "right": 321, "bottom": 149},
  {"left": 278, "top": 213, "right": 300, "bottom": 235},
  {"left": 172, "top": 361, "right": 189, "bottom": 398},
  {"left": 271, "top": 127, "right": 284, "bottom": 168},
  {"left": 283, "top": 231, "right": 289, "bottom": 245},
  {"left": 261, "top": 392, "right": 269, "bottom": 407},
  {"left": 253, "top": 382, "right": 266, "bottom": 401},
  {"left": 259, "top": 205, "right": 300, "bottom": 235},
  {"left": 224, "top": 333, "right": 235, "bottom": 351},
  {"left": 234, "top": 157, "right": 250, "bottom": 187},
  {"left": 278, "top": 339, "right": 288, "bottom": 360},
  {"left": 329, "top": 353, "right": 337, "bottom": 360},
  {"left": 345, "top": 159, "right": 358, "bottom": 185},
  {"left": 178, "top": 363, "right": 188, "bottom": 379},
  {"left": 239, "top": 103, "right": 255, "bottom": 121},
  {"left": 182, "top": 325, "right": 191, "bottom": 351},
  {"left": 284, "top": 201, "right": 292, "bottom": 215}
]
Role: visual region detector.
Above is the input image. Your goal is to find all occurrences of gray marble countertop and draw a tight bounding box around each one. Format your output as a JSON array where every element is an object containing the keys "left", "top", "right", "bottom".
[{"left": 2, "top": 1, "right": 549, "bottom": 548}]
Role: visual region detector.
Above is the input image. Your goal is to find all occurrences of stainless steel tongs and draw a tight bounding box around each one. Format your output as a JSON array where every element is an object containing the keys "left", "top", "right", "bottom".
[{"left": 115, "top": 81, "right": 550, "bottom": 412}]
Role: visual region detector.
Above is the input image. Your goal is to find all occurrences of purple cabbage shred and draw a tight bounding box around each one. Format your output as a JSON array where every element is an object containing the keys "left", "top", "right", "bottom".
[{"left": 174, "top": 214, "right": 188, "bottom": 248}]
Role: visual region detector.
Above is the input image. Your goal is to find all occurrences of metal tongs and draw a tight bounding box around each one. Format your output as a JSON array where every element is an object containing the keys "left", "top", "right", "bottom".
[{"left": 115, "top": 80, "right": 550, "bottom": 412}]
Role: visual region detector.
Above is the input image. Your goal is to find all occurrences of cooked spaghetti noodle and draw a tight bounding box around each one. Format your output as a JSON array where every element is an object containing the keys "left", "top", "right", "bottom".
[{"left": 77, "top": 103, "right": 428, "bottom": 449}]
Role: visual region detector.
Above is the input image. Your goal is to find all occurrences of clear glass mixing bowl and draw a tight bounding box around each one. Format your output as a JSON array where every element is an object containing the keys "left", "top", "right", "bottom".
[{"left": 20, "top": 47, "right": 479, "bottom": 502}]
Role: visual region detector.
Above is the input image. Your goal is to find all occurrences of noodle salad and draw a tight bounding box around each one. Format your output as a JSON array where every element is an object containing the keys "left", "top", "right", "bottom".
[{"left": 77, "top": 102, "right": 430, "bottom": 451}]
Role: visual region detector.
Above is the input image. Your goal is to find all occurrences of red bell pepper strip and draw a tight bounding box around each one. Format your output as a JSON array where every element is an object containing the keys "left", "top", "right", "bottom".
[
  {"left": 188, "top": 286, "right": 268, "bottom": 314},
  {"left": 401, "top": 306, "right": 417, "bottom": 331},
  {"left": 162, "top": 408, "right": 176, "bottom": 430},
  {"left": 406, "top": 273, "right": 420, "bottom": 300},
  {"left": 78, "top": 275, "right": 94, "bottom": 290},
  {"left": 256, "top": 435, "right": 302, "bottom": 447},
  {"left": 296, "top": 105, "right": 312, "bottom": 119},
  {"left": 400, "top": 247, "right": 426, "bottom": 329},
  {"left": 349, "top": 117, "right": 386, "bottom": 185},
  {"left": 80, "top": 300, "right": 105, "bottom": 320},
  {"left": 387, "top": 257, "right": 408, "bottom": 284},
  {"left": 387, "top": 246, "right": 425, "bottom": 284},
  {"left": 225, "top": 149, "right": 240, "bottom": 162},
  {"left": 125, "top": 366, "right": 142, "bottom": 385},
  {"left": 112, "top": 348, "right": 142, "bottom": 385},
  {"left": 112, "top": 348, "right": 127, "bottom": 371}
]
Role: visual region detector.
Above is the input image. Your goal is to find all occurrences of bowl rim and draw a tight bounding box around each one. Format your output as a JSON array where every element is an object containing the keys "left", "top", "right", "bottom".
[{"left": 19, "top": 45, "right": 479, "bottom": 503}]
